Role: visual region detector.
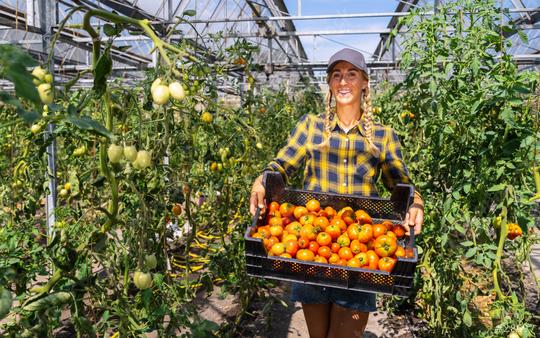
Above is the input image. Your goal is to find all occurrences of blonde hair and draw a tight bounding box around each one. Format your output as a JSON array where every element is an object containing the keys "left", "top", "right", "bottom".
[{"left": 316, "top": 72, "right": 379, "bottom": 156}]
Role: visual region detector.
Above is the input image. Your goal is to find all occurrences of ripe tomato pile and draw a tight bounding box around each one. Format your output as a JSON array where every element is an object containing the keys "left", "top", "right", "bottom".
[{"left": 250, "top": 199, "right": 412, "bottom": 273}]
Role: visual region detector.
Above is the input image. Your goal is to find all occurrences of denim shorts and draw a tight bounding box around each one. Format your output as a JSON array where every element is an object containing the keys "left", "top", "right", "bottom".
[{"left": 290, "top": 283, "right": 377, "bottom": 312}]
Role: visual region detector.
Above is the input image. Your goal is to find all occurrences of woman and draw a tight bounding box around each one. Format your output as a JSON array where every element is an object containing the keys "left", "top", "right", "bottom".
[{"left": 249, "top": 48, "right": 424, "bottom": 337}]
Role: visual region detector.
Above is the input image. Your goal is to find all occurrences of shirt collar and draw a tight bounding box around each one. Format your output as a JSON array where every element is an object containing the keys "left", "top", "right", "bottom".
[{"left": 329, "top": 114, "right": 365, "bottom": 136}]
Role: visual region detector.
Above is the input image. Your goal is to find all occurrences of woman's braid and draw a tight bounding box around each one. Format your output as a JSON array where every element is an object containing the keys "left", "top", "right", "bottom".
[
  {"left": 316, "top": 89, "right": 333, "bottom": 151},
  {"left": 362, "top": 84, "right": 380, "bottom": 156}
]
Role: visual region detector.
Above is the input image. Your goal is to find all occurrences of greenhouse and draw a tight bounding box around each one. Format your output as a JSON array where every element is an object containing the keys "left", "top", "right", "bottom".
[{"left": 0, "top": 0, "right": 539, "bottom": 337}]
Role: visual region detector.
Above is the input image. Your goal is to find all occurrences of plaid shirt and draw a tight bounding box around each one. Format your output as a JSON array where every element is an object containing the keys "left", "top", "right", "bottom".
[{"left": 266, "top": 114, "right": 412, "bottom": 197}]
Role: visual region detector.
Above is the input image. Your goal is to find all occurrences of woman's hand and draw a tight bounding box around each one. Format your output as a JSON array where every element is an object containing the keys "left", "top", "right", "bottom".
[
  {"left": 249, "top": 175, "right": 266, "bottom": 216},
  {"left": 403, "top": 204, "right": 423, "bottom": 236}
]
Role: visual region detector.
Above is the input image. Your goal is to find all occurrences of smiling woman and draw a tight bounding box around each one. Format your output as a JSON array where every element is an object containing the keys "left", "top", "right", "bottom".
[{"left": 249, "top": 47, "right": 424, "bottom": 337}]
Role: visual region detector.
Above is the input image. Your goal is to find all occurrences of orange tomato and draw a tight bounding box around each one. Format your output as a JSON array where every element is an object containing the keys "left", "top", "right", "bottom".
[
  {"left": 269, "top": 201, "right": 280, "bottom": 213},
  {"left": 386, "top": 231, "right": 397, "bottom": 240},
  {"left": 335, "top": 259, "right": 347, "bottom": 266},
  {"left": 354, "top": 252, "right": 368, "bottom": 267},
  {"left": 306, "top": 199, "right": 321, "bottom": 213},
  {"left": 331, "top": 242, "right": 341, "bottom": 253},
  {"left": 269, "top": 242, "right": 286, "bottom": 256},
  {"left": 268, "top": 217, "right": 283, "bottom": 227},
  {"left": 355, "top": 210, "right": 373, "bottom": 225},
  {"left": 378, "top": 257, "right": 397, "bottom": 273},
  {"left": 394, "top": 246, "right": 405, "bottom": 258},
  {"left": 279, "top": 202, "right": 295, "bottom": 218},
  {"left": 336, "top": 234, "right": 351, "bottom": 248},
  {"left": 366, "top": 250, "right": 379, "bottom": 270},
  {"left": 324, "top": 206, "right": 337, "bottom": 219},
  {"left": 340, "top": 209, "right": 357, "bottom": 225},
  {"left": 296, "top": 249, "right": 315, "bottom": 261},
  {"left": 282, "top": 216, "right": 293, "bottom": 226},
  {"left": 297, "top": 236, "right": 310, "bottom": 249},
  {"left": 372, "top": 223, "right": 388, "bottom": 238},
  {"left": 282, "top": 233, "right": 297, "bottom": 243},
  {"left": 328, "top": 253, "right": 340, "bottom": 264},
  {"left": 284, "top": 239, "right": 299, "bottom": 256},
  {"left": 317, "top": 245, "right": 332, "bottom": 258},
  {"left": 308, "top": 241, "right": 320, "bottom": 254},
  {"left": 350, "top": 240, "right": 367, "bottom": 254},
  {"left": 285, "top": 221, "right": 302, "bottom": 237},
  {"left": 266, "top": 210, "right": 281, "bottom": 221},
  {"left": 257, "top": 226, "right": 271, "bottom": 239},
  {"left": 325, "top": 224, "right": 341, "bottom": 240},
  {"left": 269, "top": 225, "right": 283, "bottom": 237},
  {"left": 316, "top": 232, "right": 332, "bottom": 246},
  {"left": 330, "top": 217, "right": 347, "bottom": 232},
  {"left": 280, "top": 253, "right": 292, "bottom": 259},
  {"left": 347, "top": 223, "right": 360, "bottom": 240},
  {"left": 373, "top": 235, "right": 397, "bottom": 257},
  {"left": 391, "top": 224, "right": 406, "bottom": 238},
  {"left": 264, "top": 236, "right": 279, "bottom": 251},
  {"left": 338, "top": 247, "right": 353, "bottom": 260},
  {"left": 347, "top": 257, "right": 362, "bottom": 268},
  {"left": 300, "top": 224, "right": 318, "bottom": 240},
  {"left": 314, "top": 216, "right": 330, "bottom": 231},
  {"left": 357, "top": 224, "right": 373, "bottom": 243},
  {"left": 299, "top": 213, "right": 315, "bottom": 226},
  {"left": 293, "top": 206, "right": 309, "bottom": 220},
  {"left": 314, "top": 256, "right": 328, "bottom": 264}
]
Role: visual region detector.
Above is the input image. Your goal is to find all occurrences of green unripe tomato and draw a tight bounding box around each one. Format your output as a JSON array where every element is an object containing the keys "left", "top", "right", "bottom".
[
  {"left": 30, "top": 124, "right": 42, "bottom": 134},
  {"left": 37, "top": 83, "right": 53, "bottom": 104},
  {"left": 133, "top": 150, "right": 152, "bottom": 170},
  {"left": 133, "top": 271, "right": 152, "bottom": 290},
  {"left": 151, "top": 78, "right": 163, "bottom": 93},
  {"left": 507, "top": 332, "right": 520, "bottom": 338},
  {"left": 107, "top": 144, "right": 124, "bottom": 163},
  {"left": 201, "top": 112, "right": 213, "bottom": 123},
  {"left": 145, "top": 254, "right": 157, "bottom": 270},
  {"left": 59, "top": 188, "right": 69, "bottom": 197},
  {"left": 72, "top": 145, "right": 87, "bottom": 157},
  {"left": 44, "top": 73, "right": 53, "bottom": 84},
  {"left": 32, "top": 66, "right": 47, "bottom": 85},
  {"left": 123, "top": 145, "right": 138, "bottom": 162},
  {"left": 152, "top": 85, "right": 170, "bottom": 105},
  {"left": 168, "top": 82, "right": 185, "bottom": 100},
  {"left": 256, "top": 142, "right": 263, "bottom": 149}
]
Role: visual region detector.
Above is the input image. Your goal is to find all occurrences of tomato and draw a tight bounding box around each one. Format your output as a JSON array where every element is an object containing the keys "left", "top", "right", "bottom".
[
  {"left": 330, "top": 217, "right": 347, "bottom": 232},
  {"left": 314, "top": 256, "right": 328, "bottom": 264},
  {"left": 270, "top": 243, "right": 286, "bottom": 256},
  {"left": 133, "top": 271, "right": 153, "bottom": 290},
  {"left": 152, "top": 84, "right": 170, "bottom": 105},
  {"left": 347, "top": 257, "right": 362, "bottom": 268},
  {"left": 268, "top": 217, "right": 283, "bottom": 227},
  {"left": 280, "top": 253, "right": 292, "bottom": 259},
  {"left": 256, "top": 142, "right": 263, "bottom": 149},
  {"left": 350, "top": 240, "right": 367, "bottom": 254},
  {"left": 201, "top": 112, "right": 213, "bottom": 123},
  {"left": 357, "top": 224, "right": 373, "bottom": 243},
  {"left": 299, "top": 214, "right": 315, "bottom": 227},
  {"left": 279, "top": 203, "right": 295, "bottom": 218},
  {"left": 354, "top": 252, "right": 368, "bottom": 267},
  {"left": 324, "top": 206, "right": 337, "bottom": 219},
  {"left": 507, "top": 223, "right": 523, "bottom": 240},
  {"left": 285, "top": 221, "right": 302, "bottom": 237},
  {"left": 374, "top": 235, "right": 398, "bottom": 257},
  {"left": 331, "top": 242, "right": 341, "bottom": 253},
  {"left": 340, "top": 209, "right": 356, "bottom": 225},
  {"left": 269, "top": 225, "right": 283, "bottom": 237},
  {"left": 338, "top": 247, "right": 353, "bottom": 260},
  {"left": 391, "top": 224, "right": 406, "bottom": 238},
  {"left": 355, "top": 210, "right": 373, "bottom": 225},
  {"left": 59, "top": 188, "right": 69, "bottom": 197},
  {"left": 366, "top": 250, "right": 379, "bottom": 270},
  {"left": 123, "top": 145, "right": 138, "bottom": 162},
  {"left": 328, "top": 253, "right": 340, "bottom": 264},
  {"left": 32, "top": 66, "right": 47, "bottom": 84},
  {"left": 282, "top": 234, "right": 297, "bottom": 243},
  {"left": 325, "top": 224, "right": 341, "bottom": 241},
  {"left": 296, "top": 249, "right": 315, "bottom": 261},
  {"left": 386, "top": 231, "right": 397, "bottom": 240},
  {"left": 44, "top": 73, "right": 53, "bottom": 84},
  {"left": 269, "top": 201, "right": 280, "bottom": 213},
  {"left": 378, "top": 257, "right": 397, "bottom": 273},
  {"left": 172, "top": 203, "right": 182, "bottom": 216},
  {"left": 264, "top": 236, "right": 279, "bottom": 251},
  {"left": 168, "top": 82, "right": 185, "bottom": 100},
  {"left": 151, "top": 78, "right": 163, "bottom": 93},
  {"left": 38, "top": 83, "right": 53, "bottom": 104},
  {"left": 336, "top": 234, "right": 350, "bottom": 248},
  {"left": 335, "top": 259, "right": 347, "bottom": 266},
  {"left": 317, "top": 245, "right": 332, "bottom": 258},
  {"left": 284, "top": 239, "right": 299, "bottom": 256},
  {"left": 251, "top": 232, "right": 263, "bottom": 239},
  {"left": 300, "top": 224, "right": 318, "bottom": 240},
  {"left": 293, "top": 206, "right": 308, "bottom": 220},
  {"left": 257, "top": 226, "right": 271, "bottom": 239},
  {"left": 133, "top": 150, "right": 152, "bottom": 169},
  {"left": 64, "top": 182, "right": 71, "bottom": 191},
  {"left": 145, "top": 254, "right": 157, "bottom": 270},
  {"left": 267, "top": 210, "right": 281, "bottom": 220},
  {"left": 347, "top": 223, "right": 360, "bottom": 240},
  {"left": 30, "top": 124, "right": 42, "bottom": 134},
  {"left": 316, "top": 232, "right": 332, "bottom": 246},
  {"left": 372, "top": 223, "right": 388, "bottom": 238},
  {"left": 394, "top": 246, "right": 405, "bottom": 258},
  {"left": 308, "top": 241, "right": 320, "bottom": 254},
  {"left": 314, "top": 216, "right": 330, "bottom": 231},
  {"left": 306, "top": 199, "right": 321, "bottom": 213},
  {"left": 72, "top": 145, "right": 87, "bottom": 157},
  {"left": 107, "top": 144, "right": 124, "bottom": 163},
  {"left": 297, "top": 236, "right": 310, "bottom": 249}
]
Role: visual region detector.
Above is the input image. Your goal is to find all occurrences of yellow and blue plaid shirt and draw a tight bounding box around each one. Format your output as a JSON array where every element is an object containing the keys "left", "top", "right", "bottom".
[{"left": 266, "top": 113, "right": 412, "bottom": 197}]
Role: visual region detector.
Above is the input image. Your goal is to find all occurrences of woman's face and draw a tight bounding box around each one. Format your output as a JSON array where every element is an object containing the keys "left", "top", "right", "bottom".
[{"left": 328, "top": 61, "right": 368, "bottom": 107}]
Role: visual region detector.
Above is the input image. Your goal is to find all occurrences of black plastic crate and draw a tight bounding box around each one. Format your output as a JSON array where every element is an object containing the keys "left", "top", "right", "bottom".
[{"left": 244, "top": 171, "right": 418, "bottom": 297}]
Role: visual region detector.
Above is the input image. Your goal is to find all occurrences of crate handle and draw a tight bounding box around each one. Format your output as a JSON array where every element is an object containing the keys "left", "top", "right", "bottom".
[
  {"left": 263, "top": 171, "right": 285, "bottom": 204},
  {"left": 390, "top": 184, "right": 414, "bottom": 218}
]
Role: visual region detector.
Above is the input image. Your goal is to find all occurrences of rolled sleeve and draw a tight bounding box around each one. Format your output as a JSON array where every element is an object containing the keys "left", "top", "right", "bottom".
[
  {"left": 266, "top": 114, "right": 310, "bottom": 183},
  {"left": 380, "top": 128, "right": 411, "bottom": 192}
]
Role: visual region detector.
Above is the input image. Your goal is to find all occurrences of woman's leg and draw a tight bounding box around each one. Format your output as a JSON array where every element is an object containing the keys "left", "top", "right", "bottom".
[
  {"left": 301, "top": 303, "right": 332, "bottom": 338},
  {"left": 326, "top": 303, "right": 369, "bottom": 338}
]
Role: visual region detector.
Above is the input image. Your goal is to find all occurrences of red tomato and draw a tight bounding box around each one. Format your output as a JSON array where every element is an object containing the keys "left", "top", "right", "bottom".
[
  {"left": 374, "top": 235, "right": 398, "bottom": 257},
  {"left": 378, "top": 257, "right": 397, "bottom": 273},
  {"left": 355, "top": 210, "right": 373, "bottom": 225}
]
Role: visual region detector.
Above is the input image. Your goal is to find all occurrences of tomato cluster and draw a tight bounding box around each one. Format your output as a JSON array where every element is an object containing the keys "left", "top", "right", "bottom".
[
  {"left": 507, "top": 223, "right": 523, "bottom": 240},
  {"left": 250, "top": 199, "right": 412, "bottom": 273}
]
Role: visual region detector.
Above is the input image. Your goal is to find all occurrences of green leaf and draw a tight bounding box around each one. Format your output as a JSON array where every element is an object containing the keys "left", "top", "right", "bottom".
[
  {"left": 64, "top": 115, "right": 113, "bottom": 139},
  {"left": 463, "top": 310, "right": 472, "bottom": 327},
  {"left": 465, "top": 247, "right": 477, "bottom": 258},
  {"left": 93, "top": 46, "right": 112, "bottom": 95},
  {"left": 460, "top": 240, "right": 474, "bottom": 247},
  {"left": 183, "top": 9, "right": 196, "bottom": 17},
  {"left": 455, "top": 224, "right": 465, "bottom": 234},
  {"left": 103, "top": 24, "right": 118, "bottom": 37},
  {"left": 463, "top": 183, "right": 471, "bottom": 194},
  {"left": 487, "top": 183, "right": 506, "bottom": 192},
  {"left": 16, "top": 107, "right": 40, "bottom": 124}
]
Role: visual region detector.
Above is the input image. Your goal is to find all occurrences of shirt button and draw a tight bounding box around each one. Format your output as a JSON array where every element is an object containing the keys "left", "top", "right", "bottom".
[
  {"left": 343, "top": 159, "right": 347, "bottom": 163},
  {"left": 345, "top": 138, "right": 349, "bottom": 143},
  {"left": 342, "top": 183, "right": 347, "bottom": 187}
]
